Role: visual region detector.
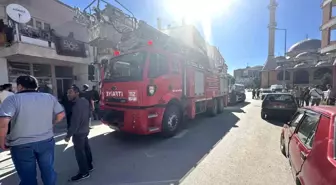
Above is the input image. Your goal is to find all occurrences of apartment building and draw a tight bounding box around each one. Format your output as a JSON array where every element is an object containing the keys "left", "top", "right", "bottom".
[
  {"left": 0, "top": 0, "right": 93, "bottom": 99},
  {"left": 321, "top": 0, "right": 336, "bottom": 54}
]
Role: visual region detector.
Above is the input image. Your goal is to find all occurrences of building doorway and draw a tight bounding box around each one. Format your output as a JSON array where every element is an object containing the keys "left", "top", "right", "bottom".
[{"left": 56, "top": 78, "right": 73, "bottom": 100}]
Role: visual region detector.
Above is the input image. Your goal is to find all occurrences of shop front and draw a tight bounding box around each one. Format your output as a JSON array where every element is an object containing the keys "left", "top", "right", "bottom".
[{"left": 7, "top": 60, "right": 75, "bottom": 99}]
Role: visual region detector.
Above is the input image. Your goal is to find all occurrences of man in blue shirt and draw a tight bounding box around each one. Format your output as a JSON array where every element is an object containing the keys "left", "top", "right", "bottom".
[{"left": 0, "top": 75, "right": 65, "bottom": 185}]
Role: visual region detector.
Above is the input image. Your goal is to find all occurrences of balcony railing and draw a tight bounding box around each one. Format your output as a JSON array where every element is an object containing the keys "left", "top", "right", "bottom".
[{"left": 0, "top": 23, "right": 91, "bottom": 58}]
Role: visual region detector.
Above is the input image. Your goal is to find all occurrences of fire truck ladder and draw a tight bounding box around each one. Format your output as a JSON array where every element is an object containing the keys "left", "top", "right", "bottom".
[{"left": 118, "top": 21, "right": 211, "bottom": 69}]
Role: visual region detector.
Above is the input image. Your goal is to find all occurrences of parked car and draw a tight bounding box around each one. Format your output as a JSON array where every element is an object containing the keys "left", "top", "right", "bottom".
[
  {"left": 260, "top": 88, "right": 272, "bottom": 100},
  {"left": 261, "top": 93, "right": 297, "bottom": 120},
  {"left": 280, "top": 106, "right": 336, "bottom": 185}
]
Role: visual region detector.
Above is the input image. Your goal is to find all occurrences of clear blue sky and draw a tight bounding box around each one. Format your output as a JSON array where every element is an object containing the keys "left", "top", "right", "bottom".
[{"left": 61, "top": 0, "right": 322, "bottom": 74}]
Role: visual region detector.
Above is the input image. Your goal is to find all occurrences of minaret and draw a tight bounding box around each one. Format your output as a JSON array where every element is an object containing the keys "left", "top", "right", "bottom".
[{"left": 267, "top": 0, "right": 277, "bottom": 59}]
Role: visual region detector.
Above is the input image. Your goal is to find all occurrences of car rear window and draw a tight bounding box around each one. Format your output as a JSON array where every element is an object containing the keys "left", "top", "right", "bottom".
[{"left": 265, "top": 94, "right": 294, "bottom": 102}]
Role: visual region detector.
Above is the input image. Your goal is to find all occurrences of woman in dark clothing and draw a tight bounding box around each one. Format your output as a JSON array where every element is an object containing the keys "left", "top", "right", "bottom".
[
  {"left": 252, "top": 89, "right": 256, "bottom": 99},
  {"left": 303, "top": 87, "right": 310, "bottom": 106}
]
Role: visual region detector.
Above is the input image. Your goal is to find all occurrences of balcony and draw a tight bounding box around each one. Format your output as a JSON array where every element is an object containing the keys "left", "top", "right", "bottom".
[
  {"left": 0, "top": 24, "right": 92, "bottom": 64},
  {"left": 321, "top": 16, "right": 336, "bottom": 30}
]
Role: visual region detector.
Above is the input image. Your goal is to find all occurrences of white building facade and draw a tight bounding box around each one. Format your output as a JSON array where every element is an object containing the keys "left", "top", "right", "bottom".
[{"left": 0, "top": 0, "right": 94, "bottom": 99}]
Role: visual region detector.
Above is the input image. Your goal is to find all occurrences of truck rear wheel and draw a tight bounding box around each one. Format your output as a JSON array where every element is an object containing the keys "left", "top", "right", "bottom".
[
  {"left": 161, "top": 104, "right": 182, "bottom": 137},
  {"left": 217, "top": 98, "right": 224, "bottom": 113},
  {"left": 208, "top": 98, "right": 218, "bottom": 117}
]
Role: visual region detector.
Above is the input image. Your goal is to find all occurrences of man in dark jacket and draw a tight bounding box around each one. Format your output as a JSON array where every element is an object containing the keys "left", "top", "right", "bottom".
[
  {"left": 80, "top": 84, "right": 94, "bottom": 128},
  {"left": 65, "top": 86, "right": 93, "bottom": 182}
]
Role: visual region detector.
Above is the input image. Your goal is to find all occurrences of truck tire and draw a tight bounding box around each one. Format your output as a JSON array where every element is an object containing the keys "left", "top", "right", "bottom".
[
  {"left": 208, "top": 98, "right": 218, "bottom": 117},
  {"left": 161, "top": 104, "right": 182, "bottom": 137},
  {"left": 217, "top": 98, "right": 224, "bottom": 113}
]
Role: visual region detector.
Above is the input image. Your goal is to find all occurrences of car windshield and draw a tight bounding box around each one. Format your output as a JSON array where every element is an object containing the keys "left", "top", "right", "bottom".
[
  {"left": 265, "top": 94, "right": 294, "bottom": 102},
  {"left": 103, "top": 52, "right": 147, "bottom": 82}
]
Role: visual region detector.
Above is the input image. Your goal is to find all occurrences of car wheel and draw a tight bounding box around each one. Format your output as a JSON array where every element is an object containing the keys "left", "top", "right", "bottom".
[
  {"left": 280, "top": 135, "right": 286, "bottom": 157},
  {"left": 261, "top": 112, "right": 266, "bottom": 120}
]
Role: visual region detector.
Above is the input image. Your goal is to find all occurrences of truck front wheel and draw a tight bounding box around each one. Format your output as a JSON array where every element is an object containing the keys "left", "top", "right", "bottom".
[{"left": 161, "top": 104, "right": 182, "bottom": 137}]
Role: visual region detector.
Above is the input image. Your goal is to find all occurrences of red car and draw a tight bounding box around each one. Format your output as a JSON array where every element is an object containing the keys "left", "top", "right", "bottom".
[{"left": 280, "top": 106, "right": 336, "bottom": 185}]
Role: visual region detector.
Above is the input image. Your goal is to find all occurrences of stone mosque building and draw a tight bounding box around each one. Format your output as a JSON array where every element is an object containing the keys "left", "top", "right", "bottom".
[{"left": 261, "top": 0, "right": 335, "bottom": 89}]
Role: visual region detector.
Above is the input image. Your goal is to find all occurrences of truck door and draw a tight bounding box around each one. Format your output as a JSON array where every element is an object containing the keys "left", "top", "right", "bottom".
[
  {"left": 146, "top": 52, "right": 171, "bottom": 105},
  {"left": 288, "top": 111, "right": 320, "bottom": 177}
]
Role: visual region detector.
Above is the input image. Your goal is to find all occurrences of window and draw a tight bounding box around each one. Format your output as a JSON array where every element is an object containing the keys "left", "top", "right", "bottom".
[
  {"left": 103, "top": 52, "right": 147, "bottom": 82},
  {"left": 290, "top": 111, "right": 304, "bottom": 131},
  {"left": 55, "top": 66, "right": 73, "bottom": 78},
  {"left": 36, "top": 20, "right": 42, "bottom": 29},
  {"left": 148, "top": 53, "right": 169, "bottom": 78},
  {"left": 265, "top": 94, "right": 294, "bottom": 102},
  {"left": 33, "top": 64, "right": 51, "bottom": 77},
  {"left": 44, "top": 23, "right": 50, "bottom": 30},
  {"left": 7, "top": 62, "right": 31, "bottom": 76},
  {"left": 297, "top": 112, "right": 320, "bottom": 147}
]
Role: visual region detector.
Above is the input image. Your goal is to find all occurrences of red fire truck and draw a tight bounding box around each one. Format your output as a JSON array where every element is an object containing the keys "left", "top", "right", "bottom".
[{"left": 89, "top": 21, "right": 229, "bottom": 137}]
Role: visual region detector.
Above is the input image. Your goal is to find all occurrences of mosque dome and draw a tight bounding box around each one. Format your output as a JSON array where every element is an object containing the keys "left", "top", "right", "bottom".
[{"left": 288, "top": 39, "right": 321, "bottom": 53}]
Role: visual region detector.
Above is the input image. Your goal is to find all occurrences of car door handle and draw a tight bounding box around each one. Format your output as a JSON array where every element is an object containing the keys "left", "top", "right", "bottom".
[{"left": 300, "top": 151, "right": 307, "bottom": 160}]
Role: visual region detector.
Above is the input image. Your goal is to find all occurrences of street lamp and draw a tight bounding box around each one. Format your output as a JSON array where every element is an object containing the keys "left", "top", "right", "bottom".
[{"left": 275, "top": 28, "right": 287, "bottom": 89}]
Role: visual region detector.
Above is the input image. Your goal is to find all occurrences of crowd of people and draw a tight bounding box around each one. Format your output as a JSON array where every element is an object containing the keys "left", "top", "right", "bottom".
[
  {"left": 0, "top": 75, "right": 100, "bottom": 184},
  {"left": 291, "top": 84, "right": 334, "bottom": 107},
  {"left": 251, "top": 84, "right": 335, "bottom": 107}
]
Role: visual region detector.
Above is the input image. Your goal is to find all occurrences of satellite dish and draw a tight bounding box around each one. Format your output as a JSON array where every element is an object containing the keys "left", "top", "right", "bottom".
[{"left": 6, "top": 4, "right": 31, "bottom": 24}]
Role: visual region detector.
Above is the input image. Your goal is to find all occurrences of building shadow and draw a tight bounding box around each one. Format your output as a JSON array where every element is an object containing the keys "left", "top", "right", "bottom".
[{"left": 1, "top": 110, "right": 240, "bottom": 185}]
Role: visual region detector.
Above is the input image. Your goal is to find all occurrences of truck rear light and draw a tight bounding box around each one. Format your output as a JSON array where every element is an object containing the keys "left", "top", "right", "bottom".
[{"left": 147, "top": 85, "right": 157, "bottom": 96}]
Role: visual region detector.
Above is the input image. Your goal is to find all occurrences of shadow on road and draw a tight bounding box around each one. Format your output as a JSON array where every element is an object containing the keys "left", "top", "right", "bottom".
[
  {"left": 265, "top": 117, "right": 287, "bottom": 127},
  {"left": 0, "top": 104, "right": 246, "bottom": 185},
  {"left": 225, "top": 102, "right": 250, "bottom": 113}
]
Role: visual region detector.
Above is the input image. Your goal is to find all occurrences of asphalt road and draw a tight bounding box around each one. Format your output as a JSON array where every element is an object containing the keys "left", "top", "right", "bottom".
[{"left": 0, "top": 93, "right": 294, "bottom": 185}]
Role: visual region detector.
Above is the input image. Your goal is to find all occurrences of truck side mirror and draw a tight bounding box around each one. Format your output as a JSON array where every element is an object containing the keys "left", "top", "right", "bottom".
[{"left": 88, "top": 64, "right": 95, "bottom": 81}]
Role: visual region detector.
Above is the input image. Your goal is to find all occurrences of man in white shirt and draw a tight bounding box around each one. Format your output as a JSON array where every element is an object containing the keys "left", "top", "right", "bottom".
[
  {"left": 326, "top": 84, "right": 335, "bottom": 105},
  {"left": 0, "top": 83, "right": 14, "bottom": 103},
  {"left": 309, "top": 85, "right": 324, "bottom": 106}
]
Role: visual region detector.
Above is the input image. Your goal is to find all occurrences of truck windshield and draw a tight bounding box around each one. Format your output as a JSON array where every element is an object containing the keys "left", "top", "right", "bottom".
[
  {"left": 103, "top": 52, "right": 147, "bottom": 82},
  {"left": 233, "top": 84, "right": 245, "bottom": 92}
]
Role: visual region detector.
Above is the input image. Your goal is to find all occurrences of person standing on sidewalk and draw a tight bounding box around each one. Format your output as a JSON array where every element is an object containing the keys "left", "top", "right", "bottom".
[
  {"left": 0, "top": 75, "right": 65, "bottom": 185},
  {"left": 65, "top": 85, "right": 93, "bottom": 182},
  {"left": 309, "top": 85, "right": 324, "bottom": 106}
]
